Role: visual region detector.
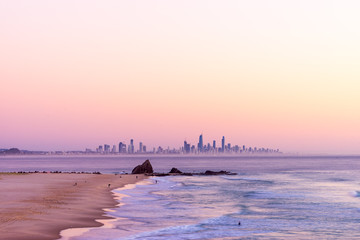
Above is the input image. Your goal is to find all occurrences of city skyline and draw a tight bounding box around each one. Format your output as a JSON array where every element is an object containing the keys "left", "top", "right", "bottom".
[
  {"left": 1, "top": 1, "right": 360, "bottom": 154},
  {"left": 89, "top": 134, "right": 280, "bottom": 155},
  {"left": 0, "top": 133, "right": 281, "bottom": 155},
  {"left": 0, "top": 133, "right": 280, "bottom": 154}
]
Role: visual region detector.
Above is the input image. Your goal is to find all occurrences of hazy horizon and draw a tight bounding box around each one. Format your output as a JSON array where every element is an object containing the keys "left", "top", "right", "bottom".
[{"left": 1, "top": 0, "right": 360, "bottom": 154}]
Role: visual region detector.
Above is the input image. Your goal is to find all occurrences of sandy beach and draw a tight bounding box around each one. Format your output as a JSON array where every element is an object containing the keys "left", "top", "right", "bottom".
[{"left": 0, "top": 172, "right": 147, "bottom": 240}]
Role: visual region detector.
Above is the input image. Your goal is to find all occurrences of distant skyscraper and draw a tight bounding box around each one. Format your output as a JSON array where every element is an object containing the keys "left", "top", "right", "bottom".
[
  {"left": 221, "top": 136, "right": 225, "bottom": 153},
  {"left": 184, "top": 141, "right": 190, "bottom": 153},
  {"left": 130, "top": 139, "right": 134, "bottom": 154},
  {"left": 104, "top": 144, "right": 110, "bottom": 154},
  {"left": 213, "top": 140, "right": 216, "bottom": 150},
  {"left": 98, "top": 145, "right": 103, "bottom": 153},
  {"left": 118, "top": 142, "right": 126, "bottom": 153},
  {"left": 198, "top": 134, "right": 203, "bottom": 152},
  {"left": 139, "top": 142, "right": 143, "bottom": 153},
  {"left": 234, "top": 145, "right": 240, "bottom": 152},
  {"left": 119, "top": 142, "right": 123, "bottom": 153}
]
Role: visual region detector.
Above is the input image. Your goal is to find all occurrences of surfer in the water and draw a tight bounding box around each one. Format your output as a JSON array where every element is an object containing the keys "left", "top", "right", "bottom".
[{"left": 238, "top": 221, "right": 241, "bottom": 226}]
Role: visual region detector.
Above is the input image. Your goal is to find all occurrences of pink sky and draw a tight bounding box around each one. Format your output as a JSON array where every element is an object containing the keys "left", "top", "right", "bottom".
[{"left": 1, "top": 0, "right": 360, "bottom": 153}]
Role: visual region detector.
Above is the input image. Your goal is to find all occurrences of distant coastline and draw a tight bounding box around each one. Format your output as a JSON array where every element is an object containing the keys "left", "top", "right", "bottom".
[
  {"left": 2, "top": 148, "right": 360, "bottom": 158},
  {"left": 0, "top": 147, "right": 282, "bottom": 156}
]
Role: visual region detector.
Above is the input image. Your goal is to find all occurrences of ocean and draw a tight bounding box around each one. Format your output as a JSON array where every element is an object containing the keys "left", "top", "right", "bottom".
[{"left": 2, "top": 155, "right": 360, "bottom": 239}]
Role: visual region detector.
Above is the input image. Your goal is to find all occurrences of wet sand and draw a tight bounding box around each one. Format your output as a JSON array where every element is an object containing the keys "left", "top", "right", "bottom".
[{"left": 0, "top": 173, "right": 147, "bottom": 240}]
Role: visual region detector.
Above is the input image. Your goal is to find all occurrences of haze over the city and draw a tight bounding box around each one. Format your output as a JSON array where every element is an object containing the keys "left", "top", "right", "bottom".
[{"left": 1, "top": 0, "right": 360, "bottom": 154}]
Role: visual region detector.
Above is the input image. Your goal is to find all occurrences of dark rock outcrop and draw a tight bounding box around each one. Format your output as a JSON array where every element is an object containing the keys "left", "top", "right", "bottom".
[
  {"left": 204, "top": 170, "right": 230, "bottom": 175},
  {"left": 169, "top": 168, "right": 182, "bottom": 174},
  {"left": 149, "top": 169, "right": 236, "bottom": 177},
  {"left": 151, "top": 173, "right": 169, "bottom": 176},
  {"left": 132, "top": 159, "right": 154, "bottom": 174}
]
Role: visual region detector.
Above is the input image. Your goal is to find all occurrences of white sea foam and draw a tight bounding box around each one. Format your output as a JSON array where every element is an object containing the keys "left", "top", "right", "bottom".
[
  {"left": 349, "top": 190, "right": 360, "bottom": 197},
  {"left": 54, "top": 156, "right": 360, "bottom": 240}
]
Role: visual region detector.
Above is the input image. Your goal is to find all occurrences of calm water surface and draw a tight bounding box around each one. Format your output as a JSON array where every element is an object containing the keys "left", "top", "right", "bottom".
[{"left": 2, "top": 155, "right": 360, "bottom": 239}]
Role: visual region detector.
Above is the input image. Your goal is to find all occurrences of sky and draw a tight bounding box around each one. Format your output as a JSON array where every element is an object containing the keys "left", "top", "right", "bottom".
[{"left": 1, "top": 0, "right": 360, "bottom": 154}]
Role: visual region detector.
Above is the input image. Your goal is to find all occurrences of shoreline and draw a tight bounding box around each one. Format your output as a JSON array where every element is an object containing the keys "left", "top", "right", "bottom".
[
  {"left": 59, "top": 179, "right": 152, "bottom": 240},
  {"left": 0, "top": 173, "right": 147, "bottom": 240}
]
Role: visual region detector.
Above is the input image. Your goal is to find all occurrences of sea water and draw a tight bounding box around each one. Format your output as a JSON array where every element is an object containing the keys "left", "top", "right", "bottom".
[
  {"left": 2, "top": 155, "right": 360, "bottom": 239},
  {"left": 54, "top": 156, "right": 360, "bottom": 240}
]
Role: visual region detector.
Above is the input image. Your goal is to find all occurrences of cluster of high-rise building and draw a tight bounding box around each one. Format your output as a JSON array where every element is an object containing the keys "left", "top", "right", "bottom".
[
  {"left": 183, "top": 134, "right": 279, "bottom": 154},
  {"left": 94, "top": 139, "right": 147, "bottom": 154},
  {"left": 88, "top": 134, "right": 280, "bottom": 155}
]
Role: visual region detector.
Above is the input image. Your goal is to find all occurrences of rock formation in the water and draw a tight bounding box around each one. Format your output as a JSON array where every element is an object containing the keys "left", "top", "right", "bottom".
[
  {"left": 204, "top": 170, "right": 229, "bottom": 175},
  {"left": 132, "top": 159, "right": 154, "bottom": 174},
  {"left": 148, "top": 169, "right": 236, "bottom": 176},
  {"left": 169, "top": 168, "right": 182, "bottom": 174}
]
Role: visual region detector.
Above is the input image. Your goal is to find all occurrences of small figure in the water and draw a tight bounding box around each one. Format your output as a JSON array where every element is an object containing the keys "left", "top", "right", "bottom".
[
  {"left": 108, "top": 184, "right": 111, "bottom": 187},
  {"left": 73, "top": 182, "right": 77, "bottom": 186},
  {"left": 238, "top": 221, "right": 241, "bottom": 226},
  {"left": 136, "top": 176, "right": 138, "bottom": 179}
]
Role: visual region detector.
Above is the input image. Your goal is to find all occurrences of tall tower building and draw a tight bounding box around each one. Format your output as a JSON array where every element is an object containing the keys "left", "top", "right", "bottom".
[
  {"left": 213, "top": 140, "right": 216, "bottom": 150},
  {"left": 184, "top": 141, "right": 190, "bottom": 153},
  {"left": 104, "top": 144, "right": 110, "bottom": 154},
  {"left": 221, "top": 136, "right": 225, "bottom": 153},
  {"left": 119, "top": 142, "right": 123, "bottom": 153},
  {"left": 139, "top": 142, "right": 143, "bottom": 153},
  {"left": 118, "top": 142, "right": 126, "bottom": 153},
  {"left": 130, "top": 139, "right": 134, "bottom": 154},
  {"left": 198, "top": 134, "right": 203, "bottom": 152}
]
